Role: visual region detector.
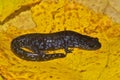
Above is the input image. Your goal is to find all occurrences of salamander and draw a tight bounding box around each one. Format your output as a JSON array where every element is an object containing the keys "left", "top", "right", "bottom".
[{"left": 11, "top": 30, "right": 101, "bottom": 61}]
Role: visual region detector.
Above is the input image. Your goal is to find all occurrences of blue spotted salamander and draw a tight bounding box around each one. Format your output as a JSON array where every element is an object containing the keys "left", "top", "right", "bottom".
[{"left": 11, "top": 30, "right": 101, "bottom": 61}]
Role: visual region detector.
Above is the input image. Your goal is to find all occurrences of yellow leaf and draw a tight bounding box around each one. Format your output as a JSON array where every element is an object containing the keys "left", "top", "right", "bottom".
[
  {"left": 0, "top": 0, "right": 120, "bottom": 80},
  {"left": 0, "top": 0, "right": 41, "bottom": 23}
]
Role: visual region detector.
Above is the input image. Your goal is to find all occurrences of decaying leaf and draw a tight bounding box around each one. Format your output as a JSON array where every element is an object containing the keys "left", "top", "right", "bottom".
[
  {"left": 75, "top": 0, "right": 108, "bottom": 13},
  {"left": 104, "top": 0, "right": 120, "bottom": 23},
  {"left": 1, "top": 10, "right": 36, "bottom": 31},
  {"left": 75, "top": 0, "right": 120, "bottom": 23}
]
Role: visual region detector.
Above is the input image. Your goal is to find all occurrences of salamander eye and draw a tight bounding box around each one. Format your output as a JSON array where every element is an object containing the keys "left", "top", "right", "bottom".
[
  {"left": 94, "top": 38, "right": 98, "bottom": 41},
  {"left": 88, "top": 44, "right": 95, "bottom": 48}
]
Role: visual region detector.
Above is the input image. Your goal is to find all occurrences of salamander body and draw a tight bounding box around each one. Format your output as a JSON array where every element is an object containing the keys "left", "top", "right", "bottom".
[{"left": 11, "top": 30, "right": 101, "bottom": 61}]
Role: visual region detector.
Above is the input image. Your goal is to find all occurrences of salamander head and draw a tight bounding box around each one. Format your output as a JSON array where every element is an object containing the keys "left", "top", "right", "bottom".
[{"left": 78, "top": 36, "right": 101, "bottom": 50}]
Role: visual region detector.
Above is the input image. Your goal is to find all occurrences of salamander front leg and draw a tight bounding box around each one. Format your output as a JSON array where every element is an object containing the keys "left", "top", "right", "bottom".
[{"left": 64, "top": 46, "right": 73, "bottom": 53}]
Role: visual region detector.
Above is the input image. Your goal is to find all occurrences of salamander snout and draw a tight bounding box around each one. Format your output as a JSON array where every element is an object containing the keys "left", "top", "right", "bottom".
[
  {"left": 86, "top": 38, "right": 101, "bottom": 50},
  {"left": 79, "top": 37, "right": 101, "bottom": 50}
]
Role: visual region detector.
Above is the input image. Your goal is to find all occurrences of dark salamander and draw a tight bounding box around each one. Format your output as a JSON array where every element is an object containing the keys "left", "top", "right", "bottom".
[{"left": 11, "top": 30, "right": 101, "bottom": 61}]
